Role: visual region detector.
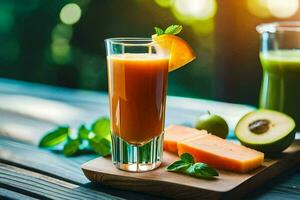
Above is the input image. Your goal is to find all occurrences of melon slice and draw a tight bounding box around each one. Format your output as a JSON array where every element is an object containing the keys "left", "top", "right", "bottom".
[
  {"left": 164, "top": 125, "right": 208, "bottom": 154},
  {"left": 178, "top": 134, "right": 264, "bottom": 173}
]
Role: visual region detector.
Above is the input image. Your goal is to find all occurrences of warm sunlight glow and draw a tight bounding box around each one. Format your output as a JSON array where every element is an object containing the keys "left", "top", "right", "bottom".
[
  {"left": 267, "top": 0, "right": 299, "bottom": 18},
  {"left": 247, "top": 0, "right": 299, "bottom": 19},
  {"left": 174, "top": 0, "right": 217, "bottom": 20},
  {"left": 246, "top": 0, "right": 271, "bottom": 18},
  {"left": 59, "top": 3, "right": 82, "bottom": 25}
]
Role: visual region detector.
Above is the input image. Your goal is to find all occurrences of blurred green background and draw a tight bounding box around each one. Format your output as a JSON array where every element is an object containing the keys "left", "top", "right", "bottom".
[{"left": 1, "top": 0, "right": 300, "bottom": 105}]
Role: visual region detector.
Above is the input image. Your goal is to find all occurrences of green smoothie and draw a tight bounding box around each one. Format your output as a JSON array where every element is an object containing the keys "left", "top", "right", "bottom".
[{"left": 259, "top": 50, "right": 300, "bottom": 129}]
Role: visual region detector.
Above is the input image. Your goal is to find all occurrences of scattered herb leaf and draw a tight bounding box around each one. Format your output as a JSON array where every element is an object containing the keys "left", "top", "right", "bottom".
[
  {"left": 89, "top": 138, "right": 111, "bottom": 156},
  {"left": 39, "top": 118, "right": 111, "bottom": 157},
  {"left": 92, "top": 117, "right": 110, "bottom": 141},
  {"left": 180, "top": 153, "right": 194, "bottom": 164},
  {"left": 166, "top": 153, "right": 218, "bottom": 179},
  {"left": 39, "top": 126, "right": 69, "bottom": 147},
  {"left": 78, "top": 124, "right": 90, "bottom": 140},
  {"left": 166, "top": 160, "right": 191, "bottom": 171},
  {"left": 63, "top": 139, "right": 80, "bottom": 156}
]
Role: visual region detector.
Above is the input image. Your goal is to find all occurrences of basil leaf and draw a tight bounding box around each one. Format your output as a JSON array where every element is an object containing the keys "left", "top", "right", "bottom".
[
  {"left": 78, "top": 124, "right": 90, "bottom": 140},
  {"left": 194, "top": 163, "right": 219, "bottom": 177},
  {"left": 185, "top": 163, "right": 218, "bottom": 179},
  {"left": 166, "top": 160, "right": 191, "bottom": 171},
  {"left": 63, "top": 139, "right": 80, "bottom": 156},
  {"left": 89, "top": 138, "right": 111, "bottom": 156},
  {"left": 154, "top": 27, "right": 164, "bottom": 36},
  {"left": 164, "top": 25, "right": 183, "bottom": 35},
  {"left": 39, "top": 126, "right": 69, "bottom": 147},
  {"left": 91, "top": 117, "right": 110, "bottom": 141},
  {"left": 180, "top": 153, "right": 194, "bottom": 164},
  {"left": 167, "top": 153, "right": 218, "bottom": 179}
]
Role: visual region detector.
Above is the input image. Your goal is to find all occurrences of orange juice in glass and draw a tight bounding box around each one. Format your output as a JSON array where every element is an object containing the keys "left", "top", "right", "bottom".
[{"left": 105, "top": 34, "right": 195, "bottom": 172}]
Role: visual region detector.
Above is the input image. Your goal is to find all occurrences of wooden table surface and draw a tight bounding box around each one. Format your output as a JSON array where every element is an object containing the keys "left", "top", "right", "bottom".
[{"left": 0, "top": 78, "right": 299, "bottom": 200}]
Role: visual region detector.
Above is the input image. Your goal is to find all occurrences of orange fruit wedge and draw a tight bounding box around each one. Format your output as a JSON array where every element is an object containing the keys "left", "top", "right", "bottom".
[{"left": 152, "top": 34, "right": 196, "bottom": 72}]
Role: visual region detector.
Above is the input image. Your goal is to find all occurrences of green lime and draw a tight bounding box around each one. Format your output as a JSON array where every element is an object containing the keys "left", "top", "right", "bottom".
[{"left": 195, "top": 112, "right": 229, "bottom": 139}]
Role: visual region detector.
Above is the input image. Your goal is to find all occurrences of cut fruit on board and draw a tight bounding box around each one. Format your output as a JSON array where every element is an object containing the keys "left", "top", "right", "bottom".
[
  {"left": 164, "top": 125, "right": 207, "bottom": 154},
  {"left": 164, "top": 125, "right": 264, "bottom": 173}
]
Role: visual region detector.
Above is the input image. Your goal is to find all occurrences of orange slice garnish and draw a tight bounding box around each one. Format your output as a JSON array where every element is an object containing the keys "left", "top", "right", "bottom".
[{"left": 152, "top": 34, "right": 196, "bottom": 72}]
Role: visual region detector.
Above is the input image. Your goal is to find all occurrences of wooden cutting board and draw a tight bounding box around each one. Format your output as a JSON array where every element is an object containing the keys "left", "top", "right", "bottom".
[{"left": 81, "top": 140, "right": 300, "bottom": 199}]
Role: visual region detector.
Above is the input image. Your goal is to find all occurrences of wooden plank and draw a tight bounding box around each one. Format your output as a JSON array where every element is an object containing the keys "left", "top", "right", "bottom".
[
  {"left": 0, "top": 138, "right": 165, "bottom": 200},
  {"left": 81, "top": 141, "right": 300, "bottom": 200},
  {"left": 249, "top": 165, "right": 300, "bottom": 199},
  {"left": 0, "top": 137, "right": 91, "bottom": 184},
  {"left": 0, "top": 110, "right": 56, "bottom": 145},
  {"left": 0, "top": 163, "right": 121, "bottom": 200},
  {"left": 0, "top": 187, "right": 38, "bottom": 200}
]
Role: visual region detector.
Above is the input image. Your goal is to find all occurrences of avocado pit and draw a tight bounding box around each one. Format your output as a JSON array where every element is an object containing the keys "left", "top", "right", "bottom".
[{"left": 248, "top": 119, "right": 270, "bottom": 134}]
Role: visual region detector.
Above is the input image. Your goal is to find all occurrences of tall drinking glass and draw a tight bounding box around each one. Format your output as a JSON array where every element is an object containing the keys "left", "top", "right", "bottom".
[
  {"left": 257, "top": 22, "right": 300, "bottom": 130},
  {"left": 105, "top": 38, "right": 170, "bottom": 172}
]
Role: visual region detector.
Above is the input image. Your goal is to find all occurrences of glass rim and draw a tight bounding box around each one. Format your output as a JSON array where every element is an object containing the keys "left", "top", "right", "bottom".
[
  {"left": 105, "top": 37, "right": 154, "bottom": 46},
  {"left": 256, "top": 21, "right": 300, "bottom": 33}
]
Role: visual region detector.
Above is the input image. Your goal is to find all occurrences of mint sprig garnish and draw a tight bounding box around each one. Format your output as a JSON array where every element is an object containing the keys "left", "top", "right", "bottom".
[
  {"left": 39, "top": 117, "right": 111, "bottom": 157},
  {"left": 154, "top": 27, "right": 164, "bottom": 36},
  {"left": 166, "top": 153, "right": 218, "bottom": 179},
  {"left": 154, "top": 25, "right": 183, "bottom": 36}
]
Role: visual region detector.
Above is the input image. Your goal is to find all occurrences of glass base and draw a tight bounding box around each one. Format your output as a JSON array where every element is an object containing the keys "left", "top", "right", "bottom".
[{"left": 111, "top": 133, "right": 164, "bottom": 172}]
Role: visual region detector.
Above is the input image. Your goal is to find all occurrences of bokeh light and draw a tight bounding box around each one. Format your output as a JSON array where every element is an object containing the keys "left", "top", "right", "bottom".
[
  {"left": 247, "top": 0, "right": 299, "bottom": 19},
  {"left": 0, "top": 3, "right": 14, "bottom": 32},
  {"left": 154, "top": 0, "right": 173, "bottom": 8},
  {"left": 59, "top": 3, "right": 82, "bottom": 25},
  {"left": 51, "top": 23, "right": 73, "bottom": 64},
  {"left": 267, "top": 0, "right": 299, "bottom": 18},
  {"left": 191, "top": 18, "right": 214, "bottom": 36},
  {"left": 246, "top": 0, "right": 271, "bottom": 19},
  {"left": 51, "top": 23, "right": 73, "bottom": 42},
  {"left": 174, "top": 0, "right": 217, "bottom": 20}
]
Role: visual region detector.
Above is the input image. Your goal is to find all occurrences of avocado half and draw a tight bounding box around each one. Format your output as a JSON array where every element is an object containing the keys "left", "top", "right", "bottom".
[{"left": 235, "top": 109, "right": 296, "bottom": 153}]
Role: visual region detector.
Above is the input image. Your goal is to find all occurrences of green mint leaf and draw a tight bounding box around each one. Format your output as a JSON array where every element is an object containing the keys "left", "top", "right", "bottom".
[
  {"left": 89, "top": 138, "right": 111, "bottom": 156},
  {"left": 166, "top": 160, "right": 191, "bottom": 171},
  {"left": 167, "top": 154, "right": 218, "bottom": 179},
  {"left": 39, "top": 126, "right": 69, "bottom": 147},
  {"left": 164, "top": 25, "right": 183, "bottom": 35},
  {"left": 194, "top": 163, "right": 219, "bottom": 177},
  {"left": 180, "top": 153, "right": 194, "bottom": 164},
  {"left": 78, "top": 124, "right": 90, "bottom": 140},
  {"left": 63, "top": 139, "right": 80, "bottom": 156},
  {"left": 154, "top": 27, "right": 164, "bottom": 36},
  {"left": 185, "top": 163, "right": 218, "bottom": 179},
  {"left": 91, "top": 117, "right": 110, "bottom": 141}
]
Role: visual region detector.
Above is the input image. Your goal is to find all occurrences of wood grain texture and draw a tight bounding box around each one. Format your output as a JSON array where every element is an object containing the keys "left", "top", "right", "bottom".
[
  {"left": 0, "top": 79, "right": 300, "bottom": 200},
  {"left": 82, "top": 141, "right": 300, "bottom": 200},
  {"left": 0, "top": 187, "right": 39, "bottom": 200},
  {"left": 0, "top": 138, "right": 166, "bottom": 200},
  {"left": 0, "top": 163, "right": 121, "bottom": 200},
  {"left": 0, "top": 138, "right": 90, "bottom": 184}
]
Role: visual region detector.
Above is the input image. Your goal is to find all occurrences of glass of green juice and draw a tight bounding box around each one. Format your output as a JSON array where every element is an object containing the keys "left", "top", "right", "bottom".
[{"left": 257, "top": 22, "right": 300, "bottom": 130}]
